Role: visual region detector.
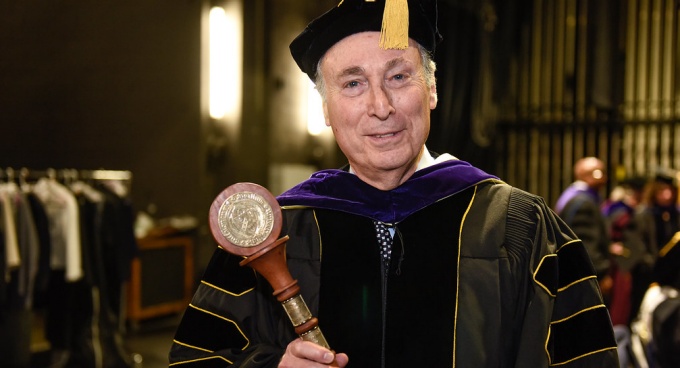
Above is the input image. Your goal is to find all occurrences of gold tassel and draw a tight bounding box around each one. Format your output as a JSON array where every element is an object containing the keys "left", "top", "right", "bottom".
[{"left": 379, "top": 0, "right": 409, "bottom": 50}]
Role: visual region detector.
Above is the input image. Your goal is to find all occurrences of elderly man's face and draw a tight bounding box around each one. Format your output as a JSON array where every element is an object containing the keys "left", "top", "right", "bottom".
[{"left": 319, "top": 32, "right": 437, "bottom": 186}]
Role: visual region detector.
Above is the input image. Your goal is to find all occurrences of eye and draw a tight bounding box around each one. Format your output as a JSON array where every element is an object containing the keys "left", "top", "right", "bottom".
[
  {"left": 345, "top": 80, "right": 360, "bottom": 88},
  {"left": 388, "top": 72, "right": 410, "bottom": 84},
  {"left": 386, "top": 72, "right": 411, "bottom": 87},
  {"left": 340, "top": 79, "right": 365, "bottom": 97}
]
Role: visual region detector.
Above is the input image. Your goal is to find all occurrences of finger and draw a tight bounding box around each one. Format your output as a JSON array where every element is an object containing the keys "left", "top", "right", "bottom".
[
  {"left": 285, "top": 339, "right": 334, "bottom": 363},
  {"left": 333, "top": 353, "right": 349, "bottom": 367}
]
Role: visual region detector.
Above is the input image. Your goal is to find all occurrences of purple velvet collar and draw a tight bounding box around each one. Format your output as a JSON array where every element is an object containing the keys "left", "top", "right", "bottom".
[{"left": 276, "top": 160, "right": 498, "bottom": 224}]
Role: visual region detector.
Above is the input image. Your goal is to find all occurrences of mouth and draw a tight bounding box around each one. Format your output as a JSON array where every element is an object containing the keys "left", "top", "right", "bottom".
[{"left": 373, "top": 132, "right": 396, "bottom": 138}]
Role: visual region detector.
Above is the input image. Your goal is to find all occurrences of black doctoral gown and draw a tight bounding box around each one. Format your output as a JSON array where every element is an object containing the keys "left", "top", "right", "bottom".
[{"left": 170, "top": 160, "right": 618, "bottom": 367}]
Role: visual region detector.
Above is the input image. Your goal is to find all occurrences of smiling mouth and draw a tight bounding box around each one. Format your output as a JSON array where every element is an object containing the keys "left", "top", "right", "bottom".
[{"left": 373, "top": 133, "right": 396, "bottom": 138}]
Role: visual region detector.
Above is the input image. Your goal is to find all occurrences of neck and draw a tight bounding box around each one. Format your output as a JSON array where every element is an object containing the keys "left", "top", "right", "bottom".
[
  {"left": 355, "top": 165, "right": 418, "bottom": 191},
  {"left": 351, "top": 149, "right": 424, "bottom": 191}
]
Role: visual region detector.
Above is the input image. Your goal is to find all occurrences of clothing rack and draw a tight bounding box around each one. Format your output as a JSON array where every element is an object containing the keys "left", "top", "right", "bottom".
[
  {"left": 0, "top": 166, "right": 137, "bottom": 367},
  {"left": 0, "top": 167, "right": 133, "bottom": 183}
]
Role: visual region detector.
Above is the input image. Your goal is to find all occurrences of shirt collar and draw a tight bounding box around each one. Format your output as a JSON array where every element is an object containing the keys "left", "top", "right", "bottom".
[{"left": 349, "top": 146, "right": 457, "bottom": 174}]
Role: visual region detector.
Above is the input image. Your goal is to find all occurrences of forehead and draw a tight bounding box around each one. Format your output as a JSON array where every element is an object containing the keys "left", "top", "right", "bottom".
[{"left": 321, "top": 32, "right": 422, "bottom": 72}]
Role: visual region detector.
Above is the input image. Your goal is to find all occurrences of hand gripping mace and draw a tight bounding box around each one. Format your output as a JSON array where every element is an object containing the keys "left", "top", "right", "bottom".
[{"left": 208, "top": 182, "right": 331, "bottom": 349}]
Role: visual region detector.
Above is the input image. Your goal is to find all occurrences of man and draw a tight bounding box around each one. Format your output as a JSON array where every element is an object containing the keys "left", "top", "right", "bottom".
[
  {"left": 170, "top": 1, "right": 618, "bottom": 366},
  {"left": 554, "top": 157, "right": 613, "bottom": 295}
]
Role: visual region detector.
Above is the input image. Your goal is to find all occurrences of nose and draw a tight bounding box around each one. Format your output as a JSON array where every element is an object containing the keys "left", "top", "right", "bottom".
[{"left": 367, "top": 84, "right": 395, "bottom": 120}]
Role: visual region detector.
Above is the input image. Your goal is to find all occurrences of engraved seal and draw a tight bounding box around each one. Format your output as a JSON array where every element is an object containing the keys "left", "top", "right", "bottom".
[{"left": 217, "top": 191, "right": 274, "bottom": 247}]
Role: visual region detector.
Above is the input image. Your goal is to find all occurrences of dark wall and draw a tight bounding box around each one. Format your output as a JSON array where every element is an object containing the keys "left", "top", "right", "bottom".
[
  {"left": 0, "top": 0, "right": 343, "bottom": 274},
  {"left": 0, "top": 1, "right": 204, "bottom": 219}
]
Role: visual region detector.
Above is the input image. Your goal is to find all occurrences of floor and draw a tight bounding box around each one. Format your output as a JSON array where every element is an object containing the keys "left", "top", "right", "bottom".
[
  {"left": 28, "top": 313, "right": 181, "bottom": 368},
  {"left": 124, "top": 315, "right": 181, "bottom": 368}
]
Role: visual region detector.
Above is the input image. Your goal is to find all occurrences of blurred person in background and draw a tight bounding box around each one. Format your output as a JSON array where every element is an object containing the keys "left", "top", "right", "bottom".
[
  {"left": 630, "top": 171, "right": 680, "bottom": 368},
  {"left": 602, "top": 176, "right": 647, "bottom": 367},
  {"left": 555, "top": 157, "right": 614, "bottom": 297},
  {"left": 638, "top": 171, "right": 680, "bottom": 272}
]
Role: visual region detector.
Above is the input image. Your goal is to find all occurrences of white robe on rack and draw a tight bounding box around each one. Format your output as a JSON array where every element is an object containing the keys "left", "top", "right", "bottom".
[{"left": 32, "top": 178, "right": 83, "bottom": 282}]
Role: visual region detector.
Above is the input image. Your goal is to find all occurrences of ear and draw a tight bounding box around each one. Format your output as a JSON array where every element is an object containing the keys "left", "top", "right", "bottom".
[
  {"left": 323, "top": 102, "right": 331, "bottom": 126},
  {"left": 429, "top": 83, "right": 438, "bottom": 110}
]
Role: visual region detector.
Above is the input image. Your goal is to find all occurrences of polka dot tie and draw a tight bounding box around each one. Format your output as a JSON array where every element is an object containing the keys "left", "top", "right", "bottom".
[{"left": 374, "top": 221, "right": 393, "bottom": 271}]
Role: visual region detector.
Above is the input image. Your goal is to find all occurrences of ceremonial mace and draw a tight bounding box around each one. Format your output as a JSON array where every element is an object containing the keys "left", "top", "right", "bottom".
[{"left": 208, "top": 182, "right": 331, "bottom": 349}]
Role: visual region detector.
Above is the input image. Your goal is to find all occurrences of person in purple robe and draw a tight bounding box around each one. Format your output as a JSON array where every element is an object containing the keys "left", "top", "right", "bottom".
[{"left": 554, "top": 157, "right": 614, "bottom": 294}]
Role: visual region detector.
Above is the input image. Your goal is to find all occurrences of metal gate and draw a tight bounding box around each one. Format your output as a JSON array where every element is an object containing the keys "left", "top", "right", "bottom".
[{"left": 494, "top": 0, "right": 680, "bottom": 207}]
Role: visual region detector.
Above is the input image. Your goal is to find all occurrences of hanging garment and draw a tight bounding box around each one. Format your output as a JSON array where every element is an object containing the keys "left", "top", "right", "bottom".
[
  {"left": 0, "top": 185, "right": 21, "bottom": 275},
  {"left": 32, "top": 178, "right": 83, "bottom": 282},
  {"left": 44, "top": 182, "right": 134, "bottom": 368}
]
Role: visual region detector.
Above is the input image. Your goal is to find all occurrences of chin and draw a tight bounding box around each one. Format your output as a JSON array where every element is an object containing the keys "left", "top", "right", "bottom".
[{"left": 374, "top": 157, "right": 414, "bottom": 172}]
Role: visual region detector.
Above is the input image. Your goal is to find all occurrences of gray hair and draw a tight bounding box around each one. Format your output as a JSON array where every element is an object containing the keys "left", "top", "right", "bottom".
[{"left": 313, "top": 43, "right": 437, "bottom": 102}]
